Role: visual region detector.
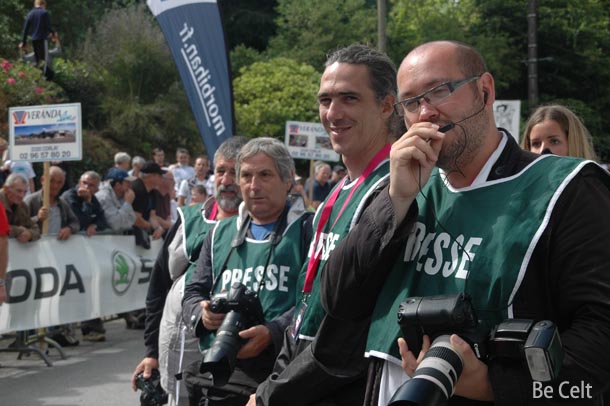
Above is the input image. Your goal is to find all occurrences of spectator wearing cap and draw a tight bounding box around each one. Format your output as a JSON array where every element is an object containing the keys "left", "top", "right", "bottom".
[
  {"left": 61, "top": 170, "right": 108, "bottom": 237},
  {"left": 132, "top": 162, "right": 165, "bottom": 241},
  {"left": 330, "top": 164, "right": 346, "bottom": 188},
  {"left": 305, "top": 161, "right": 332, "bottom": 209},
  {"left": 96, "top": 168, "right": 137, "bottom": 233}
]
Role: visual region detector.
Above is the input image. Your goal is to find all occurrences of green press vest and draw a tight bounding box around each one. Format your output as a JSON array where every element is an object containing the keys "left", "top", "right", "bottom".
[
  {"left": 366, "top": 156, "right": 589, "bottom": 362},
  {"left": 178, "top": 202, "right": 217, "bottom": 284},
  {"left": 297, "top": 160, "right": 390, "bottom": 340},
  {"left": 199, "top": 210, "right": 309, "bottom": 350}
]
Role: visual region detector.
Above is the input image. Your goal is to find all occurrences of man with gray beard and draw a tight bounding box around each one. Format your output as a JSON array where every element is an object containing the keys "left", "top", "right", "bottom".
[{"left": 131, "top": 137, "right": 247, "bottom": 406}]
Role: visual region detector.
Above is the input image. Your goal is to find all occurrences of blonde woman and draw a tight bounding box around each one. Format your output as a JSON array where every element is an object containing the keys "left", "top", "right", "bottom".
[{"left": 521, "top": 104, "right": 598, "bottom": 160}]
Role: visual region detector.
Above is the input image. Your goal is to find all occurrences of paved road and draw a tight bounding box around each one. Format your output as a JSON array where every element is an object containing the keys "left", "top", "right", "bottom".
[{"left": 0, "top": 318, "right": 147, "bottom": 406}]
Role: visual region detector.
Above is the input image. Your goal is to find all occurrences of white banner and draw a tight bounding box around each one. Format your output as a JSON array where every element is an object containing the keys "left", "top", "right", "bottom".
[{"left": 0, "top": 235, "right": 162, "bottom": 334}]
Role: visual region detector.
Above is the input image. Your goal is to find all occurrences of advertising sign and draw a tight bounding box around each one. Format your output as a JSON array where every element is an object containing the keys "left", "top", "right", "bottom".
[
  {"left": 8, "top": 103, "right": 82, "bottom": 162},
  {"left": 285, "top": 121, "right": 339, "bottom": 162},
  {"left": 493, "top": 100, "right": 521, "bottom": 142}
]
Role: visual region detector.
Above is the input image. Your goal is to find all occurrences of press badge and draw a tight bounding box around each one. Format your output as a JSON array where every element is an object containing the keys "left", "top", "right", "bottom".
[{"left": 289, "top": 296, "right": 309, "bottom": 341}]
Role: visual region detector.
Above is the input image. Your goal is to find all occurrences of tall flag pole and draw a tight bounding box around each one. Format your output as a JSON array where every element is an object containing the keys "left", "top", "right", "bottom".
[{"left": 147, "top": 0, "right": 234, "bottom": 160}]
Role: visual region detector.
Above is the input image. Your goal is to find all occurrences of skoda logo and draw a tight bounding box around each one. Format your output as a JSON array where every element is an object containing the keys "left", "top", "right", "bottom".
[{"left": 111, "top": 250, "right": 136, "bottom": 295}]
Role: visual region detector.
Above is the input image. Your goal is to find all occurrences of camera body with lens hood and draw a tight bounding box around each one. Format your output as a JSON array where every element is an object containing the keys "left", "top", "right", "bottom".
[
  {"left": 397, "top": 292, "right": 489, "bottom": 360},
  {"left": 200, "top": 282, "right": 265, "bottom": 387},
  {"left": 389, "top": 293, "right": 564, "bottom": 406},
  {"left": 135, "top": 369, "right": 168, "bottom": 406}
]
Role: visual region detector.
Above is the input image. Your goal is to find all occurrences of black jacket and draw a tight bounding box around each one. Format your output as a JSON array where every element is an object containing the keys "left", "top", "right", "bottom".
[{"left": 320, "top": 135, "right": 610, "bottom": 405}]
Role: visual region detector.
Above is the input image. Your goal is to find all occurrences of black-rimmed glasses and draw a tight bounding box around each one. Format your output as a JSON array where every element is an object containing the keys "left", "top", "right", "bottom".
[{"left": 394, "top": 75, "right": 482, "bottom": 117}]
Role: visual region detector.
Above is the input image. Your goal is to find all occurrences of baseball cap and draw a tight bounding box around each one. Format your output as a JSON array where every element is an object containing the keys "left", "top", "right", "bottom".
[
  {"left": 140, "top": 162, "right": 167, "bottom": 175},
  {"left": 105, "top": 168, "right": 137, "bottom": 182}
]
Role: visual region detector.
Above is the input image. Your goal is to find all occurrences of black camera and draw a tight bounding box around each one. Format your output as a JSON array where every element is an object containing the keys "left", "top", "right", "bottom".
[
  {"left": 489, "top": 319, "right": 563, "bottom": 382},
  {"left": 200, "top": 282, "right": 265, "bottom": 387},
  {"left": 389, "top": 293, "right": 488, "bottom": 406},
  {"left": 389, "top": 293, "right": 564, "bottom": 406},
  {"left": 135, "top": 369, "right": 168, "bottom": 406}
]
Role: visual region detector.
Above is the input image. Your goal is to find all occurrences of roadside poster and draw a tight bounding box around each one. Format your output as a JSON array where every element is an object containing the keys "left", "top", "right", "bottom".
[
  {"left": 493, "top": 100, "right": 521, "bottom": 142},
  {"left": 8, "top": 103, "right": 82, "bottom": 162},
  {"left": 285, "top": 121, "right": 340, "bottom": 162}
]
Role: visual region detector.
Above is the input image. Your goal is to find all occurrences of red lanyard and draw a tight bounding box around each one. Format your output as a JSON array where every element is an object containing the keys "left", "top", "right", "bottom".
[
  {"left": 302, "top": 144, "right": 391, "bottom": 293},
  {"left": 209, "top": 201, "right": 218, "bottom": 220}
]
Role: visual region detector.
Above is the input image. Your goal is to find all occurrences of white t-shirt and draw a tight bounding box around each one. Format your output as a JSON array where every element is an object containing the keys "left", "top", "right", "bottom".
[{"left": 169, "top": 164, "right": 195, "bottom": 193}]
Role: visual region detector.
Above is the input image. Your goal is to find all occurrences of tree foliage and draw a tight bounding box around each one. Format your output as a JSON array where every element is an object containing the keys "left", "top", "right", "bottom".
[
  {"left": 267, "top": 0, "right": 377, "bottom": 69},
  {"left": 233, "top": 57, "right": 320, "bottom": 139}
]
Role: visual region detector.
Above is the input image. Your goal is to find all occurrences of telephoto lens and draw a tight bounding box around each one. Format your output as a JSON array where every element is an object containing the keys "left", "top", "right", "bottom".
[
  {"left": 199, "top": 310, "right": 247, "bottom": 386},
  {"left": 388, "top": 335, "right": 463, "bottom": 406}
]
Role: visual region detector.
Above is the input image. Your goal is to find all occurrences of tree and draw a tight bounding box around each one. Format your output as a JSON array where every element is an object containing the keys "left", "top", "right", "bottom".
[
  {"left": 267, "top": 0, "right": 377, "bottom": 69},
  {"left": 387, "top": 0, "right": 521, "bottom": 93},
  {"left": 79, "top": 4, "right": 201, "bottom": 156},
  {"left": 233, "top": 57, "right": 319, "bottom": 139}
]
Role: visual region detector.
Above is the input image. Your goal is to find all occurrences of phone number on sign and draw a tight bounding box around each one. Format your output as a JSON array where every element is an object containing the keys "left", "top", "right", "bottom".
[{"left": 18, "top": 151, "right": 72, "bottom": 160}]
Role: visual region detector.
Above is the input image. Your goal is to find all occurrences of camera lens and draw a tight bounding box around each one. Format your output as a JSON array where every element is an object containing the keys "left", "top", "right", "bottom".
[
  {"left": 200, "top": 310, "right": 247, "bottom": 387},
  {"left": 388, "top": 335, "right": 463, "bottom": 406}
]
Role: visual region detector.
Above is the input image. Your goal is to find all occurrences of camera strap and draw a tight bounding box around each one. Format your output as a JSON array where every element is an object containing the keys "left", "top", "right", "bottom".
[{"left": 302, "top": 144, "right": 391, "bottom": 294}]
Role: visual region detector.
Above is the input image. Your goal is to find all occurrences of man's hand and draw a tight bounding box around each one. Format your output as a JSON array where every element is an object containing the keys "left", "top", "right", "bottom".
[
  {"left": 246, "top": 393, "right": 256, "bottom": 406},
  {"left": 18, "top": 42, "right": 25, "bottom": 49},
  {"left": 398, "top": 334, "right": 494, "bottom": 401},
  {"left": 16, "top": 228, "right": 31, "bottom": 243},
  {"left": 37, "top": 207, "right": 49, "bottom": 222},
  {"left": 237, "top": 325, "right": 271, "bottom": 359},
  {"left": 151, "top": 227, "right": 164, "bottom": 240},
  {"left": 200, "top": 300, "right": 225, "bottom": 330},
  {"left": 450, "top": 334, "right": 494, "bottom": 401},
  {"left": 57, "top": 226, "right": 72, "bottom": 240},
  {"left": 389, "top": 123, "right": 445, "bottom": 223},
  {"left": 131, "top": 357, "right": 159, "bottom": 391},
  {"left": 76, "top": 187, "right": 92, "bottom": 202},
  {"left": 398, "top": 335, "right": 430, "bottom": 378},
  {"left": 124, "top": 188, "right": 135, "bottom": 204},
  {"left": 86, "top": 224, "right": 96, "bottom": 237}
]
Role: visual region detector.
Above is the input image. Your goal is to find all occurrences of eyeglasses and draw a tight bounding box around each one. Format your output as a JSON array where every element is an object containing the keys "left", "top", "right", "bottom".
[{"left": 394, "top": 75, "right": 482, "bottom": 116}]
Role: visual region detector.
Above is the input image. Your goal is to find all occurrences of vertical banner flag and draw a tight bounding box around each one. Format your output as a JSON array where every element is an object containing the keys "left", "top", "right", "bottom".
[{"left": 147, "top": 0, "right": 234, "bottom": 160}]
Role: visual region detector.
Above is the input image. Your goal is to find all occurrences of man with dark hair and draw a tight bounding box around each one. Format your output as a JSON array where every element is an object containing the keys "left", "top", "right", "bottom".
[
  {"left": 182, "top": 137, "right": 313, "bottom": 406},
  {"left": 252, "top": 43, "right": 400, "bottom": 406},
  {"left": 18, "top": 0, "right": 56, "bottom": 69},
  {"left": 320, "top": 40, "right": 610, "bottom": 405}
]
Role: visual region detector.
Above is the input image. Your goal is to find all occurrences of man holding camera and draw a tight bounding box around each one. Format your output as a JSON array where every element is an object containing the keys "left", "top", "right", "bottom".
[
  {"left": 317, "top": 40, "right": 610, "bottom": 405},
  {"left": 131, "top": 136, "right": 247, "bottom": 406},
  {"left": 182, "top": 138, "right": 313, "bottom": 406}
]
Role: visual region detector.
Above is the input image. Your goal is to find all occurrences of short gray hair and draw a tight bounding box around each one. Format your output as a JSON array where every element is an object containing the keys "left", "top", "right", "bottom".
[
  {"left": 5, "top": 173, "right": 28, "bottom": 187},
  {"left": 132, "top": 155, "right": 146, "bottom": 168},
  {"left": 214, "top": 136, "right": 248, "bottom": 164},
  {"left": 114, "top": 152, "right": 131, "bottom": 165},
  {"left": 236, "top": 137, "right": 294, "bottom": 183},
  {"left": 81, "top": 171, "right": 101, "bottom": 183}
]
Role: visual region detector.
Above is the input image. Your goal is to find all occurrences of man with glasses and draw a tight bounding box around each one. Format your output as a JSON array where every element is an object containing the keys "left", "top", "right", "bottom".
[
  {"left": 0, "top": 173, "right": 40, "bottom": 243},
  {"left": 318, "top": 40, "right": 610, "bottom": 405}
]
